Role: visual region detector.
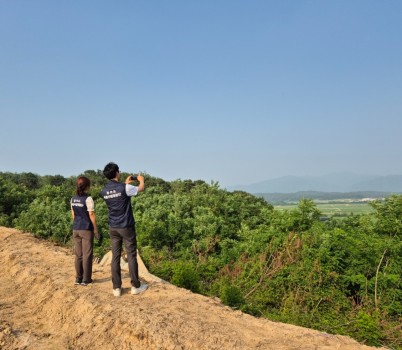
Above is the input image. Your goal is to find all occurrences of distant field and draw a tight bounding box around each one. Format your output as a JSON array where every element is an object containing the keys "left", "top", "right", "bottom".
[{"left": 275, "top": 202, "right": 375, "bottom": 217}]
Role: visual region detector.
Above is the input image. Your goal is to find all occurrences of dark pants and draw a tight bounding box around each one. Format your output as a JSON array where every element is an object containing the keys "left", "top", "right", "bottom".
[
  {"left": 73, "top": 230, "right": 94, "bottom": 282},
  {"left": 109, "top": 226, "right": 140, "bottom": 289}
]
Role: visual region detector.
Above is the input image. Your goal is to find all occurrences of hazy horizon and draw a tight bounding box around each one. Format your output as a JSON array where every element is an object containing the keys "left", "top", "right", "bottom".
[{"left": 1, "top": 1, "right": 402, "bottom": 188}]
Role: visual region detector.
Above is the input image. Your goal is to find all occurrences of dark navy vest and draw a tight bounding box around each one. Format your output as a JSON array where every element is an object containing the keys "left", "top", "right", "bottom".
[
  {"left": 71, "top": 195, "right": 94, "bottom": 230},
  {"left": 101, "top": 180, "right": 135, "bottom": 228}
]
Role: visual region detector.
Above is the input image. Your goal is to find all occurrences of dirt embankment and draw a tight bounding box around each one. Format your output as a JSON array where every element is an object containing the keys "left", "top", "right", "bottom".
[{"left": 0, "top": 227, "right": 387, "bottom": 350}]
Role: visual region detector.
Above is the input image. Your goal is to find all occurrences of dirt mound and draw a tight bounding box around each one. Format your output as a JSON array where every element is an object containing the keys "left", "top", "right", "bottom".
[{"left": 0, "top": 227, "right": 386, "bottom": 350}]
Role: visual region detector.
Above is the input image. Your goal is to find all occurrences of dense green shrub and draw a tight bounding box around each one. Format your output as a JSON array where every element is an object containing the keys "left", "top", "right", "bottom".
[
  {"left": 171, "top": 262, "right": 200, "bottom": 293},
  {"left": 220, "top": 285, "right": 245, "bottom": 309}
]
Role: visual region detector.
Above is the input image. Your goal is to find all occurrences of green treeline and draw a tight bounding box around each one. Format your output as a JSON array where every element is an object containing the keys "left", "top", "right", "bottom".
[{"left": 0, "top": 171, "right": 401, "bottom": 349}]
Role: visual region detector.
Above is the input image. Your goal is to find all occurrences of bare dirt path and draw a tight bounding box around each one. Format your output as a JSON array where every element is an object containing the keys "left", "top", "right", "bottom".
[{"left": 0, "top": 227, "right": 387, "bottom": 350}]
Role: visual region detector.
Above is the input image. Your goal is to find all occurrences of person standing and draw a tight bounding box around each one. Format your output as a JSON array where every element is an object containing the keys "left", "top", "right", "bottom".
[
  {"left": 101, "top": 162, "right": 148, "bottom": 297},
  {"left": 71, "top": 176, "right": 98, "bottom": 286}
]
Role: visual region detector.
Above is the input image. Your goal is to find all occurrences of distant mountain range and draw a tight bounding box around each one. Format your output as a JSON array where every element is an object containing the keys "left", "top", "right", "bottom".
[{"left": 226, "top": 173, "right": 402, "bottom": 194}]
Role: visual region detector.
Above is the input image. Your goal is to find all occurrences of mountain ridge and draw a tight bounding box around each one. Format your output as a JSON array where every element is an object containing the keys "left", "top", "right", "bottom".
[{"left": 227, "top": 173, "right": 402, "bottom": 194}]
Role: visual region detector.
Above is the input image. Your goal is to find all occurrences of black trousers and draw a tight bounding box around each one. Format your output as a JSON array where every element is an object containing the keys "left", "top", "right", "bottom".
[
  {"left": 109, "top": 226, "right": 140, "bottom": 289},
  {"left": 73, "top": 230, "right": 94, "bottom": 283}
]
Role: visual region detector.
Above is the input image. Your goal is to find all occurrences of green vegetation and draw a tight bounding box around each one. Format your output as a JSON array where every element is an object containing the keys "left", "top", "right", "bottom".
[
  {"left": 0, "top": 171, "right": 401, "bottom": 349},
  {"left": 276, "top": 202, "right": 375, "bottom": 217}
]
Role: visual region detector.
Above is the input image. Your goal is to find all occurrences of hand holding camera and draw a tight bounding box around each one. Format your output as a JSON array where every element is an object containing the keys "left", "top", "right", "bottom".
[
  {"left": 126, "top": 174, "right": 144, "bottom": 191},
  {"left": 131, "top": 174, "right": 144, "bottom": 181}
]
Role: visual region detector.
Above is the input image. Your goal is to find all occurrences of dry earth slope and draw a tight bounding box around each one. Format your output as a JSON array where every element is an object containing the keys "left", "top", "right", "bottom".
[{"left": 0, "top": 227, "right": 388, "bottom": 350}]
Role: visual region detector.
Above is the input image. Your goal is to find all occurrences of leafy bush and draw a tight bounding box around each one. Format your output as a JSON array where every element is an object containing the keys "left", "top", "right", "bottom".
[
  {"left": 171, "top": 262, "right": 200, "bottom": 293},
  {"left": 15, "top": 197, "right": 71, "bottom": 244},
  {"left": 352, "top": 311, "right": 383, "bottom": 346},
  {"left": 220, "top": 285, "right": 245, "bottom": 309}
]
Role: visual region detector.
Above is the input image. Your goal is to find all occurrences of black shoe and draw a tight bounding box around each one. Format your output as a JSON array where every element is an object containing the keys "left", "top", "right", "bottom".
[
  {"left": 81, "top": 280, "right": 93, "bottom": 286},
  {"left": 75, "top": 279, "right": 82, "bottom": 285}
]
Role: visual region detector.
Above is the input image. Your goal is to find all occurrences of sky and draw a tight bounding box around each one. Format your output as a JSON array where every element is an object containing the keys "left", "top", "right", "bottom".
[{"left": 1, "top": 1, "right": 402, "bottom": 188}]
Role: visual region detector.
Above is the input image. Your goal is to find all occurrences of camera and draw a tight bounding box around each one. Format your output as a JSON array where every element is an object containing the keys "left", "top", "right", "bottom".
[{"left": 130, "top": 175, "right": 137, "bottom": 181}]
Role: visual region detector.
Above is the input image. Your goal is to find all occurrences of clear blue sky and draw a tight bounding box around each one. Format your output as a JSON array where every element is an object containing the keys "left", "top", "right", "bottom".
[{"left": 1, "top": 1, "right": 401, "bottom": 187}]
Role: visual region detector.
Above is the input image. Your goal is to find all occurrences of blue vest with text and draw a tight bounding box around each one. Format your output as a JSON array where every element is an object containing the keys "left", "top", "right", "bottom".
[
  {"left": 71, "top": 195, "right": 94, "bottom": 230},
  {"left": 101, "top": 180, "right": 135, "bottom": 228}
]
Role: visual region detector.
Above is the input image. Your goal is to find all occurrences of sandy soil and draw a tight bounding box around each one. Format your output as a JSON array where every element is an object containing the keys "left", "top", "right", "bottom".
[{"left": 0, "top": 227, "right": 388, "bottom": 350}]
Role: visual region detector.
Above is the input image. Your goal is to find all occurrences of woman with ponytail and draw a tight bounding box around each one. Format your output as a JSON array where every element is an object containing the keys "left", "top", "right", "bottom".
[{"left": 71, "top": 176, "right": 98, "bottom": 286}]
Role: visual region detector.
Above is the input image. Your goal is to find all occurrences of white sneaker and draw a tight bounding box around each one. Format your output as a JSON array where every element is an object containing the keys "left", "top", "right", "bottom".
[
  {"left": 113, "top": 288, "right": 121, "bottom": 297},
  {"left": 131, "top": 283, "right": 148, "bottom": 295}
]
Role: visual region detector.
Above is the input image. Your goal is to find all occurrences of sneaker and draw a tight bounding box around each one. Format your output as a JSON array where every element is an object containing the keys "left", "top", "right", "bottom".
[
  {"left": 81, "top": 280, "right": 92, "bottom": 286},
  {"left": 131, "top": 283, "right": 148, "bottom": 295},
  {"left": 75, "top": 279, "right": 82, "bottom": 285},
  {"left": 113, "top": 288, "right": 122, "bottom": 297}
]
